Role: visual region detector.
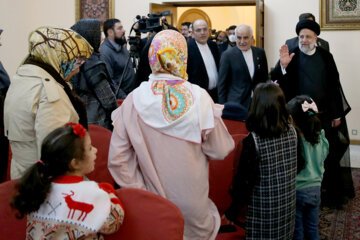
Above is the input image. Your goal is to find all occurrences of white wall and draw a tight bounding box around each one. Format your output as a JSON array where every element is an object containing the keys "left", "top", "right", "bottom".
[
  {"left": 1, "top": 0, "right": 359, "bottom": 140},
  {"left": 0, "top": 0, "right": 77, "bottom": 79}
]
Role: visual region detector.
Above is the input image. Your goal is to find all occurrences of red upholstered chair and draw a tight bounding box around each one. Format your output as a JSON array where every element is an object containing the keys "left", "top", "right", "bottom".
[
  {"left": 0, "top": 181, "right": 184, "bottom": 240},
  {"left": 223, "top": 119, "right": 248, "bottom": 136},
  {"left": 0, "top": 180, "right": 26, "bottom": 239},
  {"left": 116, "top": 99, "right": 124, "bottom": 106},
  {"left": 105, "top": 188, "right": 184, "bottom": 240},
  {"left": 209, "top": 133, "right": 248, "bottom": 239},
  {"left": 86, "top": 124, "right": 115, "bottom": 185},
  {"left": 5, "top": 144, "right": 12, "bottom": 181},
  {"left": 209, "top": 134, "right": 247, "bottom": 216}
]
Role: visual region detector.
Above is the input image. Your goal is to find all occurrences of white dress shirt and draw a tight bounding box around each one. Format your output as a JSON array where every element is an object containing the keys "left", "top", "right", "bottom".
[
  {"left": 242, "top": 48, "right": 255, "bottom": 79},
  {"left": 196, "top": 41, "right": 218, "bottom": 90}
]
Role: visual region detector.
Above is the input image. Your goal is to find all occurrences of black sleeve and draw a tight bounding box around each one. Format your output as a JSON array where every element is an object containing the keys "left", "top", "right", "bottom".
[
  {"left": 258, "top": 49, "right": 269, "bottom": 82},
  {"left": 217, "top": 52, "right": 231, "bottom": 104},
  {"left": 225, "top": 133, "right": 259, "bottom": 221},
  {"left": 135, "top": 39, "right": 152, "bottom": 87}
]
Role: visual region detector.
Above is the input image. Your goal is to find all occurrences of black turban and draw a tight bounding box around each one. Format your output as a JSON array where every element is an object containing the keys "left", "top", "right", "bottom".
[{"left": 296, "top": 19, "right": 320, "bottom": 36}]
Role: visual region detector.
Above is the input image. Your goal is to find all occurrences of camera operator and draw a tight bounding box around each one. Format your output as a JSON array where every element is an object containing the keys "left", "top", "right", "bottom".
[
  {"left": 135, "top": 13, "right": 178, "bottom": 87},
  {"left": 180, "top": 22, "right": 191, "bottom": 40},
  {"left": 100, "top": 19, "right": 136, "bottom": 99}
]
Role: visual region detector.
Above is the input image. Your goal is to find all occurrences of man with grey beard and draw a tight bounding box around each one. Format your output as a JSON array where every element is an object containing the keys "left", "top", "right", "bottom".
[
  {"left": 285, "top": 13, "right": 329, "bottom": 52},
  {"left": 271, "top": 19, "right": 354, "bottom": 210}
]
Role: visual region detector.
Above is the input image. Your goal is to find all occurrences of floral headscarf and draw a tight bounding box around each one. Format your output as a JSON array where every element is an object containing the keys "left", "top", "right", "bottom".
[
  {"left": 132, "top": 30, "right": 214, "bottom": 143},
  {"left": 28, "top": 26, "right": 93, "bottom": 80},
  {"left": 148, "top": 29, "right": 188, "bottom": 80}
]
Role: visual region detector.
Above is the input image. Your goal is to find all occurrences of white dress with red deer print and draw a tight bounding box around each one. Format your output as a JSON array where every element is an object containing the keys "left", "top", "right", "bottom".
[{"left": 26, "top": 175, "right": 124, "bottom": 240}]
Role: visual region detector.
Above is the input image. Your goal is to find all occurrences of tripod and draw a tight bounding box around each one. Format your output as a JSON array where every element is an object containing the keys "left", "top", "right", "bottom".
[{"left": 115, "top": 43, "right": 140, "bottom": 97}]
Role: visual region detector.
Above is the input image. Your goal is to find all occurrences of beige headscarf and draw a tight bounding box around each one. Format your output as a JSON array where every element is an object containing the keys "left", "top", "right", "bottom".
[{"left": 28, "top": 26, "right": 93, "bottom": 80}]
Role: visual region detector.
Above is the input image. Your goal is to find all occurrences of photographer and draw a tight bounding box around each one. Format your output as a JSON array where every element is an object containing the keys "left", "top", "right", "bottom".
[{"left": 100, "top": 19, "right": 136, "bottom": 99}]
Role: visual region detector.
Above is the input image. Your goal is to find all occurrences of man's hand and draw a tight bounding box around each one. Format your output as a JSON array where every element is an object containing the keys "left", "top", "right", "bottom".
[
  {"left": 332, "top": 118, "right": 341, "bottom": 128},
  {"left": 279, "top": 44, "right": 295, "bottom": 69}
]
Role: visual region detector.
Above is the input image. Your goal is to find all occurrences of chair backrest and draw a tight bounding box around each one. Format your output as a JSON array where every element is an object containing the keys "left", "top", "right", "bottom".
[
  {"left": 209, "top": 134, "right": 248, "bottom": 215},
  {"left": 223, "top": 119, "right": 248, "bottom": 136},
  {"left": 86, "top": 124, "right": 115, "bottom": 185},
  {"left": 0, "top": 182, "right": 185, "bottom": 240},
  {"left": 116, "top": 99, "right": 124, "bottom": 106},
  {"left": 0, "top": 180, "right": 26, "bottom": 239},
  {"left": 6, "top": 144, "right": 12, "bottom": 181},
  {"left": 105, "top": 188, "right": 184, "bottom": 240}
]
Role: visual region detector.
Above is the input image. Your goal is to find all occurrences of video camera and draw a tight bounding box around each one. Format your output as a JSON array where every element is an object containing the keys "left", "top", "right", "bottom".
[{"left": 135, "top": 10, "right": 171, "bottom": 33}]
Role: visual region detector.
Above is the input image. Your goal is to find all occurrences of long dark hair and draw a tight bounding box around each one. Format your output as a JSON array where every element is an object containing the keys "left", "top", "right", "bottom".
[
  {"left": 246, "top": 82, "right": 290, "bottom": 138},
  {"left": 287, "top": 95, "right": 322, "bottom": 145},
  {"left": 11, "top": 124, "right": 86, "bottom": 218}
]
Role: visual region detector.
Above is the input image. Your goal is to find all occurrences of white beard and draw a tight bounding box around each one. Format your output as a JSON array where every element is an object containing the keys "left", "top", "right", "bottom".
[{"left": 299, "top": 42, "right": 316, "bottom": 55}]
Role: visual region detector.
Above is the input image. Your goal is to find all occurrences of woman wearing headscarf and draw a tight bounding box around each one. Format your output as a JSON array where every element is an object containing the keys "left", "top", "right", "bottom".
[
  {"left": 108, "top": 29, "right": 234, "bottom": 240},
  {"left": 4, "top": 26, "right": 93, "bottom": 179},
  {"left": 70, "top": 19, "right": 118, "bottom": 130}
]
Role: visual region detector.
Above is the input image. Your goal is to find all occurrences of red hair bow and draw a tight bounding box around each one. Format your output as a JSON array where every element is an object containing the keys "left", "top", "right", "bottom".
[{"left": 65, "top": 122, "right": 86, "bottom": 138}]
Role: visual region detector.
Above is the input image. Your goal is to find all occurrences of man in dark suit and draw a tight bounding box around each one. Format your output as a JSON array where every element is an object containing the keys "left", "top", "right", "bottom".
[
  {"left": 285, "top": 13, "right": 330, "bottom": 52},
  {"left": 187, "top": 19, "right": 220, "bottom": 102},
  {"left": 218, "top": 25, "right": 268, "bottom": 109}
]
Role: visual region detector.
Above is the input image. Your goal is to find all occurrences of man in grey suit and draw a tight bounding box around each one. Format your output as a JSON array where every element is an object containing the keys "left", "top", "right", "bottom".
[
  {"left": 286, "top": 13, "right": 330, "bottom": 52},
  {"left": 218, "top": 25, "right": 268, "bottom": 109}
]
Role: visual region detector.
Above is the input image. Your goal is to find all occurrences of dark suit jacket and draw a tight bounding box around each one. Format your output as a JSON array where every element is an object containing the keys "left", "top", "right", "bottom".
[
  {"left": 285, "top": 36, "right": 330, "bottom": 52},
  {"left": 217, "top": 46, "right": 268, "bottom": 108},
  {"left": 187, "top": 39, "right": 220, "bottom": 101}
]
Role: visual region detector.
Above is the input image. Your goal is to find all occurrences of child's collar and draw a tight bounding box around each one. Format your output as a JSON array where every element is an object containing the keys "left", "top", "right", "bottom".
[{"left": 53, "top": 175, "right": 84, "bottom": 184}]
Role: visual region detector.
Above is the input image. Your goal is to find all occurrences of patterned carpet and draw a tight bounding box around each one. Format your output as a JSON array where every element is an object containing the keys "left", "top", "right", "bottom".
[{"left": 319, "top": 168, "right": 360, "bottom": 240}]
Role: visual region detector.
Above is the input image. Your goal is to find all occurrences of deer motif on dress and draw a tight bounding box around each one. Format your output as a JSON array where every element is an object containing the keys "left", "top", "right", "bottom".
[{"left": 62, "top": 191, "right": 94, "bottom": 221}]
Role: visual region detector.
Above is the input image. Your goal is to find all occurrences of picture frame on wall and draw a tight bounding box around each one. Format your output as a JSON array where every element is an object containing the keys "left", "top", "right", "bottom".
[
  {"left": 320, "top": 0, "right": 360, "bottom": 30},
  {"left": 75, "top": 0, "right": 114, "bottom": 24}
]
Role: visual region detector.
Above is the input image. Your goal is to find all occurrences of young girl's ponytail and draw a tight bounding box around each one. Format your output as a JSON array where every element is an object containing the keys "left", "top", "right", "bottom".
[
  {"left": 11, "top": 124, "right": 86, "bottom": 218},
  {"left": 288, "top": 95, "right": 322, "bottom": 145},
  {"left": 11, "top": 160, "right": 53, "bottom": 218}
]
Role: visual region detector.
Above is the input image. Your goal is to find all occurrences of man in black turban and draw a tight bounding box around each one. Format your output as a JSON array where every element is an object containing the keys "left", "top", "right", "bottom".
[
  {"left": 271, "top": 19, "right": 354, "bottom": 210},
  {"left": 285, "top": 13, "right": 330, "bottom": 52}
]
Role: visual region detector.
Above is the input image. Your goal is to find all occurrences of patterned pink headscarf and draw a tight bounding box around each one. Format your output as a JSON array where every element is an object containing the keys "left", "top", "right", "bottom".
[
  {"left": 148, "top": 30, "right": 188, "bottom": 80},
  {"left": 133, "top": 29, "right": 214, "bottom": 143}
]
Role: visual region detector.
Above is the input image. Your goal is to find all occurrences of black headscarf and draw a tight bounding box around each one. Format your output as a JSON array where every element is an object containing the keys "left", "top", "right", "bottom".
[{"left": 71, "top": 19, "right": 101, "bottom": 52}]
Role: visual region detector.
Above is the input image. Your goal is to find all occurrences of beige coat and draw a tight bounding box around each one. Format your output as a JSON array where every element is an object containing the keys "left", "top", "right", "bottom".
[
  {"left": 4, "top": 64, "right": 79, "bottom": 179},
  {"left": 109, "top": 93, "right": 235, "bottom": 240}
]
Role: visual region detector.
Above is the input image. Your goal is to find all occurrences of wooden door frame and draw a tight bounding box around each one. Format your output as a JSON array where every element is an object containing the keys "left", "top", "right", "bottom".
[{"left": 152, "top": 0, "right": 264, "bottom": 48}]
